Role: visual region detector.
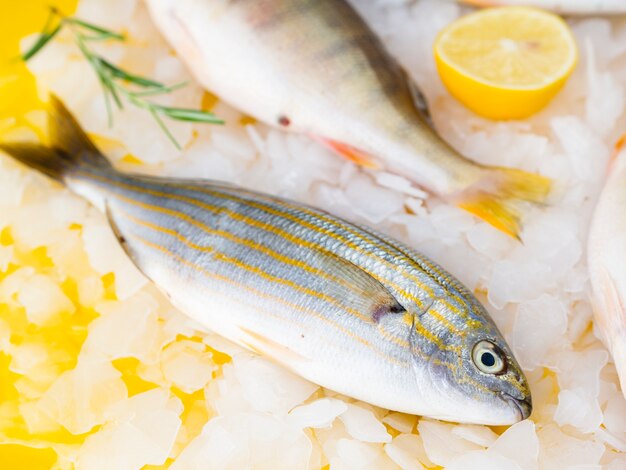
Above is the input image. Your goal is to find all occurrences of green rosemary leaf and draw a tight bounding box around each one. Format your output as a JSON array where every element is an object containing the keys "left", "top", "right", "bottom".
[
  {"left": 104, "top": 79, "right": 123, "bottom": 109},
  {"left": 102, "top": 87, "right": 114, "bottom": 127},
  {"left": 78, "top": 32, "right": 122, "bottom": 42},
  {"left": 157, "top": 106, "right": 225, "bottom": 124},
  {"left": 75, "top": 41, "right": 123, "bottom": 109},
  {"left": 130, "top": 81, "right": 189, "bottom": 97},
  {"left": 22, "top": 11, "right": 224, "bottom": 147},
  {"left": 22, "top": 24, "right": 62, "bottom": 61},
  {"left": 96, "top": 69, "right": 123, "bottom": 110},
  {"left": 64, "top": 18, "right": 125, "bottom": 40},
  {"left": 149, "top": 107, "right": 182, "bottom": 150},
  {"left": 98, "top": 58, "right": 164, "bottom": 88}
]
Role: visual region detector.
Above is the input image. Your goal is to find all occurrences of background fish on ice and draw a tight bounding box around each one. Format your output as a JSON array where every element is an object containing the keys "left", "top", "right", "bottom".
[{"left": 146, "top": 0, "right": 551, "bottom": 238}]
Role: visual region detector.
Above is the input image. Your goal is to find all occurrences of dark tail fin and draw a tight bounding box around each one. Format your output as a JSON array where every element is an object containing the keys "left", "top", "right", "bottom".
[{"left": 0, "top": 95, "right": 111, "bottom": 182}]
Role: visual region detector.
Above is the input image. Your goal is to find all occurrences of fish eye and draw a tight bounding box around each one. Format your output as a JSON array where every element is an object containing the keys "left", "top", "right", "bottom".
[{"left": 472, "top": 340, "right": 506, "bottom": 375}]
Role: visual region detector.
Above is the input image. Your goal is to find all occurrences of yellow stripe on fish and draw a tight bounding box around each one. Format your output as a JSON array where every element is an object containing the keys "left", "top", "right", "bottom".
[
  {"left": 115, "top": 197, "right": 415, "bottom": 351},
  {"left": 117, "top": 206, "right": 376, "bottom": 324},
  {"left": 82, "top": 169, "right": 471, "bottom": 346},
  {"left": 128, "top": 232, "right": 406, "bottom": 366},
  {"left": 82, "top": 169, "right": 477, "bottom": 337}
]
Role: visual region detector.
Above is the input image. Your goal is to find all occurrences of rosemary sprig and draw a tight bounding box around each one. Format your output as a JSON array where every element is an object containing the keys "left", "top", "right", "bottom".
[
  {"left": 22, "top": 9, "right": 62, "bottom": 61},
  {"left": 64, "top": 17, "right": 125, "bottom": 40},
  {"left": 22, "top": 8, "right": 224, "bottom": 149}
]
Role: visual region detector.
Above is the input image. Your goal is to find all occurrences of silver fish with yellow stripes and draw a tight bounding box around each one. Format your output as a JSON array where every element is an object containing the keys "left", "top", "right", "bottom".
[
  {"left": 146, "top": 0, "right": 550, "bottom": 239},
  {"left": 0, "top": 97, "right": 531, "bottom": 425}
]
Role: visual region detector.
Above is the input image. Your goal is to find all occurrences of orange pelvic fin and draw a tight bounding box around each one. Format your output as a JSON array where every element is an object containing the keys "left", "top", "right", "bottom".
[
  {"left": 457, "top": 167, "right": 551, "bottom": 240},
  {"left": 315, "top": 137, "right": 380, "bottom": 169},
  {"left": 608, "top": 133, "right": 626, "bottom": 173}
]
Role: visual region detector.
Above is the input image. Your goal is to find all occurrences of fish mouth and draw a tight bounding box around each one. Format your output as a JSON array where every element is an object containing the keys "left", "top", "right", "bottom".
[{"left": 502, "top": 392, "right": 532, "bottom": 421}]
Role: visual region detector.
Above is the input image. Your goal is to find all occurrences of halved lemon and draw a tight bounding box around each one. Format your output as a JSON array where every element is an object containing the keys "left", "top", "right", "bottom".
[{"left": 434, "top": 6, "right": 578, "bottom": 120}]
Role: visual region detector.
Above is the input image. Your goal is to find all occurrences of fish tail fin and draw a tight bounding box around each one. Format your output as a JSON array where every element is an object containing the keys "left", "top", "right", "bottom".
[
  {"left": 0, "top": 143, "right": 68, "bottom": 182},
  {"left": 457, "top": 167, "right": 551, "bottom": 239},
  {"left": 0, "top": 94, "right": 111, "bottom": 182}
]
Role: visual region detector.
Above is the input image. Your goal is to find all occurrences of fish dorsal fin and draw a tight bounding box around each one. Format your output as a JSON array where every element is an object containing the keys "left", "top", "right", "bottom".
[
  {"left": 311, "top": 247, "right": 405, "bottom": 323},
  {"left": 405, "top": 74, "right": 435, "bottom": 129}
]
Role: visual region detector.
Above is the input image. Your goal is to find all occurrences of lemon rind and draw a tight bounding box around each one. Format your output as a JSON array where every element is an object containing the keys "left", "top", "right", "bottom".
[{"left": 434, "top": 6, "right": 578, "bottom": 91}]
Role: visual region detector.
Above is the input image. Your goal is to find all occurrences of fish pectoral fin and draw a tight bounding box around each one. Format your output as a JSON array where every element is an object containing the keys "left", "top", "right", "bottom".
[
  {"left": 312, "top": 247, "right": 405, "bottom": 323},
  {"left": 372, "top": 299, "right": 406, "bottom": 323},
  {"left": 239, "top": 327, "right": 308, "bottom": 365},
  {"left": 313, "top": 137, "right": 380, "bottom": 169}
]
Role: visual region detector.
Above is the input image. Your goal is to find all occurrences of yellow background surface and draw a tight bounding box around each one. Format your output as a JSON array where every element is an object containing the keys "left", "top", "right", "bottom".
[
  {"left": 1, "top": 2, "right": 78, "bottom": 468},
  {"left": 0, "top": 0, "right": 77, "bottom": 121}
]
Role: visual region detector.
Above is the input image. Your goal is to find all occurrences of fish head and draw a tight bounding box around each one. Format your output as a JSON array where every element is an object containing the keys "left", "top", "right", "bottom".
[{"left": 415, "top": 298, "right": 531, "bottom": 425}]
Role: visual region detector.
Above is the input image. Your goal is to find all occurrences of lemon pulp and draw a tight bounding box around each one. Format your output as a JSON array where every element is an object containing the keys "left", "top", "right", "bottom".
[{"left": 434, "top": 6, "right": 578, "bottom": 120}]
